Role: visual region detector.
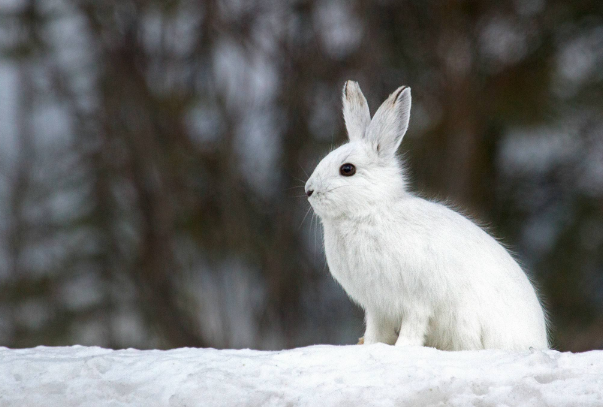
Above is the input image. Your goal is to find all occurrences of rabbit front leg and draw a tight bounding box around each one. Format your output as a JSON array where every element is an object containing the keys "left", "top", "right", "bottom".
[
  {"left": 363, "top": 311, "right": 398, "bottom": 345},
  {"left": 395, "top": 311, "right": 430, "bottom": 347}
]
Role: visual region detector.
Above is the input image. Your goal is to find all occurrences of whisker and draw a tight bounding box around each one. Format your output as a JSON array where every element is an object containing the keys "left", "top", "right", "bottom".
[
  {"left": 324, "top": 185, "right": 355, "bottom": 193},
  {"left": 298, "top": 162, "right": 309, "bottom": 179},
  {"left": 313, "top": 213, "right": 319, "bottom": 254},
  {"left": 322, "top": 252, "right": 329, "bottom": 274},
  {"left": 298, "top": 206, "right": 313, "bottom": 229}
]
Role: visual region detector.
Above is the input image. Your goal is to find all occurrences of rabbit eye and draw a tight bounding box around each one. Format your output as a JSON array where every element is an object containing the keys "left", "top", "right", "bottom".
[{"left": 339, "top": 163, "right": 356, "bottom": 176}]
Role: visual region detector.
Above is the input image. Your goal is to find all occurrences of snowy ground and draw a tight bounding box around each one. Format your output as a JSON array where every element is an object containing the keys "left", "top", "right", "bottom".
[{"left": 0, "top": 345, "right": 602, "bottom": 407}]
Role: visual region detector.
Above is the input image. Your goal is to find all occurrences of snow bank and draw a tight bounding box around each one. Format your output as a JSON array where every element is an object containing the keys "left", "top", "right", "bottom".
[{"left": 0, "top": 344, "right": 602, "bottom": 406}]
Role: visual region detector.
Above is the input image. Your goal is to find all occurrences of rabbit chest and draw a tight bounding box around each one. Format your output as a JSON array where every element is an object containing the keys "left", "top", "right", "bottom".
[{"left": 322, "top": 217, "right": 425, "bottom": 312}]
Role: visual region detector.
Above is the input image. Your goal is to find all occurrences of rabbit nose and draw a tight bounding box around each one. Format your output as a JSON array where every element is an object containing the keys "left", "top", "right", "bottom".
[{"left": 306, "top": 189, "right": 314, "bottom": 197}]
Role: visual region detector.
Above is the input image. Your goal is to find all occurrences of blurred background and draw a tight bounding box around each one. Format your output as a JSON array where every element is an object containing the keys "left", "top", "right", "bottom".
[{"left": 0, "top": 0, "right": 602, "bottom": 352}]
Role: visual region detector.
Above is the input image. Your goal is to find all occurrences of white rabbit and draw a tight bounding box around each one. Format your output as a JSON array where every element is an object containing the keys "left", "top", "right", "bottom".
[{"left": 305, "top": 81, "right": 548, "bottom": 350}]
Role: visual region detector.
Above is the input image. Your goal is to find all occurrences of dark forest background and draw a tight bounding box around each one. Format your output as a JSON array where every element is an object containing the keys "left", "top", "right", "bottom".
[{"left": 0, "top": 0, "right": 602, "bottom": 351}]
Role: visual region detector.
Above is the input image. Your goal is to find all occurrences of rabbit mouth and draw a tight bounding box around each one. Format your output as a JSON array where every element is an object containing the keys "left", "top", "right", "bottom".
[
  {"left": 306, "top": 193, "right": 328, "bottom": 217},
  {"left": 307, "top": 192, "right": 346, "bottom": 220}
]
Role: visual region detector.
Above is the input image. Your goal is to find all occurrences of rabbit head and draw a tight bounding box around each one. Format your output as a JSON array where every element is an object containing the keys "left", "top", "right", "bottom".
[{"left": 305, "top": 81, "right": 412, "bottom": 220}]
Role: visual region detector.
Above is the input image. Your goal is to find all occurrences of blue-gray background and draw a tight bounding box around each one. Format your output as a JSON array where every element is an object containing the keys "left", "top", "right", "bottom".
[{"left": 0, "top": 0, "right": 602, "bottom": 351}]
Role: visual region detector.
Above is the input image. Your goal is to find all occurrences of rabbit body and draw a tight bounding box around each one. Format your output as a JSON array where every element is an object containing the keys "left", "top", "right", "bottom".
[
  {"left": 306, "top": 81, "right": 548, "bottom": 350},
  {"left": 323, "top": 195, "right": 548, "bottom": 350}
]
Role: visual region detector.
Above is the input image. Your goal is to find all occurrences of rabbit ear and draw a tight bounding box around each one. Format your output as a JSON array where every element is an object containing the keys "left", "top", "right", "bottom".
[
  {"left": 342, "top": 80, "right": 371, "bottom": 142},
  {"left": 366, "top": 86, "right": 411, "bottom": 158}
]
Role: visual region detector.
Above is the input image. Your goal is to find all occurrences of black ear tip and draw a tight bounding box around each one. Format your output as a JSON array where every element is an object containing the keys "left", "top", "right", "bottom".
[
  {"left": 343, "top": 80, "right": 358, "bottom": 95},
  {"left": 394, "top": 85, "right": 408, "bottom": 98},
  {"left": 392, "top": 86, "right": 411, "bottom": 106}
]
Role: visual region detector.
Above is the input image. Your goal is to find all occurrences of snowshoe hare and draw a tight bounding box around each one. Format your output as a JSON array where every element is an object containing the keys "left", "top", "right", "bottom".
[{"left": 305, "top": 81, "right": 548, "bottom": 350}]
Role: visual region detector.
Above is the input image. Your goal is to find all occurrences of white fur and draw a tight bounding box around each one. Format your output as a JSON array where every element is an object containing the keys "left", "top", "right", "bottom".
[{"left": 305, "top": 81, "right": 548, "bottom": 351}]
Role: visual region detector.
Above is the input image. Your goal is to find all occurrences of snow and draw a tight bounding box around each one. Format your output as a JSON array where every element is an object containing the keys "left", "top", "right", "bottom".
[{"left": 0, "top": 344, "right": 602, "bottom": 406}]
